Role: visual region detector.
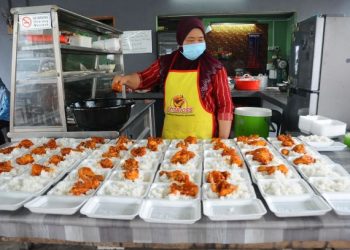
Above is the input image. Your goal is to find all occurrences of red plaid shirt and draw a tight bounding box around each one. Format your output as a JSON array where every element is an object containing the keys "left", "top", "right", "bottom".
[{"left": 137, "top": 59, "right": 234, "bottom": 121}]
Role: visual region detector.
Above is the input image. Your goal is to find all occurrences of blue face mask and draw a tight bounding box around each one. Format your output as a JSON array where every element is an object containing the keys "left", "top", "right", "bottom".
[{"left": 181, "top": 42, "right": 206, "bottom": 60}]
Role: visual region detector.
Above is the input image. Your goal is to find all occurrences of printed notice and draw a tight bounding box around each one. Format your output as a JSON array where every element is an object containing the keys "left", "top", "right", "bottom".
[
  {"left": 19, "top": 13, "right": 52, "bottom": 31},
  {"left": 121, "top": 30, "right": 152, "bottom": 54}
]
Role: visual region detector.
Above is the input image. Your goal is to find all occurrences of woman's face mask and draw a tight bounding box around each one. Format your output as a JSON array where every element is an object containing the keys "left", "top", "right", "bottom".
[{"left": 181, "top": 42, "right": 206, "bottom": 60}]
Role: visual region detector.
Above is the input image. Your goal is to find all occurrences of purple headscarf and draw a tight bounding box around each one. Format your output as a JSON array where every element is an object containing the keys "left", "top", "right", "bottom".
[{"left": 159, "top": 17, "right": 223, "bottom": 98}]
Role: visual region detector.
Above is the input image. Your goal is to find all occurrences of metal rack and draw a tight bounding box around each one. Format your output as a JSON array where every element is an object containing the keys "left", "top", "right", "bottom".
[{"left": 9, "top": 5, "right": 137, "bottom": 139}]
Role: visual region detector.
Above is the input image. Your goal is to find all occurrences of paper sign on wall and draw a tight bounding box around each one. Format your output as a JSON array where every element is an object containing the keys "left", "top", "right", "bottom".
[
  {"left": 121, "top": 30, "right": 152, "bottom": 54},
  {"left": 19, "top": 13, "right": 52, "bottom": 31}
]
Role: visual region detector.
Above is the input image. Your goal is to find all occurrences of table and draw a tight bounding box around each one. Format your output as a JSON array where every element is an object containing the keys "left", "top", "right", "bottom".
[{"left": 0, "top": 148, "right": 349, "bottom": 248}]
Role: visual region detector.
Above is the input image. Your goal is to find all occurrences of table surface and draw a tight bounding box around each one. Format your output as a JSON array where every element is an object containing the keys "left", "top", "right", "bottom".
[{"left": 0, "top": 143, "right": 349, "bottom": 245}]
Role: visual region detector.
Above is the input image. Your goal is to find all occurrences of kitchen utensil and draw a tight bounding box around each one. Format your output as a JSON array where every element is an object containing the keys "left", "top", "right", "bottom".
[
  {"left": 70, "top": 98, "right": 134, "bottom": 131},
  {"left": 235, "top": 74, "right": 260, "bottom": 91}
]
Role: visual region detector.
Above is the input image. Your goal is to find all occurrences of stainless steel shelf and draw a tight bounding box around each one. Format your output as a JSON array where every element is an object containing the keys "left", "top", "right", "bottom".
[
  {"left": 16, "top": 71, "right": 118, "bottom": 85},
  {"left": 19, "top": 44, "right": 122, "bottom": 55}
]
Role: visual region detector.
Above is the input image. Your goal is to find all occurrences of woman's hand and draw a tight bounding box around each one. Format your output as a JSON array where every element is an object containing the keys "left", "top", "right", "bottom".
[
  {"left": 111, "top": 73, "right": 141, "bottom": 92},
  {"left": 112, "top": 75, "right": 128, "bottom": 92}
]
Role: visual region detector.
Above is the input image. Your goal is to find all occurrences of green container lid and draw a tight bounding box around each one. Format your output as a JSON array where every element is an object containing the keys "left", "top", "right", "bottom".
[{"left": 234, "top": 107, "right": 272, "bottom": 138}]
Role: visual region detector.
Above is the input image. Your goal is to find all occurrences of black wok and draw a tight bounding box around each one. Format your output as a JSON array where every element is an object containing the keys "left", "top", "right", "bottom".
[{"left": 70, "top": 98, "right": 134, "bottom": 131}]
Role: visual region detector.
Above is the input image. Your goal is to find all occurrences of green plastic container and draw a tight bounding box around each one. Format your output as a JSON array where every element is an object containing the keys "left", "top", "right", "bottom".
[{"left": 234, "top": 107, "right": 272, "bottom": 138}]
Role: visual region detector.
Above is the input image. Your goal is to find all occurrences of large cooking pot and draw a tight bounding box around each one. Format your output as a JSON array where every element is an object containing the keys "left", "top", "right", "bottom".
[{"left": 70, "top": 98, "right": 134, "bottom": 131}]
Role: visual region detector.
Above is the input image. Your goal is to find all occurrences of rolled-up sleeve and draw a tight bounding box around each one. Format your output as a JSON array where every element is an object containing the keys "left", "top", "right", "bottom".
[
  {"left": 137, "top": 59, "right": 161, "bottom": 90},
  {"left": 212, "top": 67, "right": 234, "bottom": 121}
]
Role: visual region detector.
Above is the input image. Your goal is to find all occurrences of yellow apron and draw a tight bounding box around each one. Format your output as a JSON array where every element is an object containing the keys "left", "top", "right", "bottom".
[{"left": 162, "top": 53, "right": 214, "bottom": 139}]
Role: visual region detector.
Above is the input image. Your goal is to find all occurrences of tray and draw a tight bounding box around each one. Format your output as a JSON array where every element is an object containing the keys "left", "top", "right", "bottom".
[
  {"left": 203, "top": 198, "right": 266, "bottom": 221},
  {"left": 265, "top": 195, "right": 331, "bottom": 217},
  {"left": 139, "top": 199, "right": 201, "bottom": 224},
  {"left": 80, "top": 196, "right": 142, "bottom": 220},
  {"left": 25, "top": 195, "right": 87, "bottom": 215}
]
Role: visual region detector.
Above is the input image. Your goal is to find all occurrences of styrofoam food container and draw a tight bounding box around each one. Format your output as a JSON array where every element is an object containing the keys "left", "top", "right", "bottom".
[
  {"left": 308, "top": 177, "right": 350, "bottom": 194},
  {"left": 257, "top": 179, "right": 315, "bottom": 199},
  {"left": 24, "top": 195, "right": 87, "bottom": 215},
  {"left": 139, "top": 199, "right": 201, "bottom": 224},
  {"left": 298, "top": 115, "right": 328, "bottom": 134},
  {"left": 264, "top": 195, "right": 331, "bottom": 217},
  {"left": 80, "top": 196, "right": 142, "bottom": 220},
  {"left": 311, "top": 119, "right": 347, "bottom": 138},
  {"left": 321, "top": 192, "right": 350, "bottom": 216},
  {"left": 0, "top": 191, "right": 35, "bottom": 211},
  {"left": 69, "top": 35, "right": 92, "bottom": 48},
  {"left": 298, "top": 135, "right": 334, "bottom": 148},
  {"left": 202, "top": 181, "right": 256, "bottom": 200},
  {"left": 203, "top": 198, "right": 266, "bottom": 221},
  {"left": 250, "top": 164, "right": 300, "bottom": 182},
  {"left": 204, "top": 157, "right": 245, "bottom": 171},
  {"left": 154, "top": 170, "right": 201, "bottom": 184}
]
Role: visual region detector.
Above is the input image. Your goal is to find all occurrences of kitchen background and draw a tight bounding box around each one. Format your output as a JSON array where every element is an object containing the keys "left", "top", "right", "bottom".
[{"left": 1, "top": 0, "right": 350, "bottom": 89}]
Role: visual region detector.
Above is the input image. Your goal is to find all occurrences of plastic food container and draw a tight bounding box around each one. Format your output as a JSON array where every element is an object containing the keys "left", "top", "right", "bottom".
[
  {"left": 234, "top": 107, "right": 272, "bottom": 138},
  {"left": 235, "top": 74, "right": 260, "bottom": 91},
  {"left": 69, "top": 35, "right": 92, "bottom": 48}
]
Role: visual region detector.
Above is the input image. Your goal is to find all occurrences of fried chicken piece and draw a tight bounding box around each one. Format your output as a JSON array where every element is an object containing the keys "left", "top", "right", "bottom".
[
  {"left": 293, "top": 155, "right": 316, "bottom": 165},
  {"left": 227, "top": 154, "right": 243, "bottom": 167},
  {"left": 91, "top": 137, "right": 105, "bottom": 144},
  {"left": 17, "top": 139, "right": 34, "bottom": 148},
  {"left": 221, "top": 147, "right": 236, "bottom": 157},
  {"left": 184, "top": 136, "right": 197, "bottom": 144},
  {"left": 99, "top": 158, "right": 114, "bottom": 169},
  {"left": 281, "top": 149, "right": 290, "bottom": 156},
  {"left": 102, "top": 151, "right": 120, "bottom": 158},
  {"left": 60, "top": 147, "right": 82, "bottom": 156},
  {"left": 210, "top": 180, "right": 238, "bottom": 197},
  {"left": 147, "top": 137, "right": 163, "bottom": 151},
  {"left": 116, "top": 136, "right": 131, "bottom": 146},
  {"left": 169, "top": 181, "right": 198, "bottom": 197},
  {"left": 213, "top": 141, "right": 227, "bottom": 150},
  {"left": 124, "top": 168, "right": 139, "bottom": 181},
  {"left": 246, "top": 147, "right": 273, "bottom": 165},
  {"left": 292, "top": 144, "right": 306, "bottom": 154},
  {"left": 122, "top": 158, "right": 139, "bottom": 171},
  {"left": 277, "top": 134, "right": 295, "bottom": 147},
  {"left": 16, "top": 154, "right": 34, "bottom": 165},
  {"left": 170, "top": 149, "right": 195, "bottom": 164},
  {"left": 159, "top": 170, "right": 190, "bottom": 183},
  {"left": 0, "top": 161, "right": 12, "bottom": 173},
  {"left": 257, "top": 164, "right": 289, "bottom": 175},
  {"left": 77, "top": 140, "right": 97, "bottom": 150},
  {"left": 31, "top": 164, "right": 52, "bottom": 176},
  {"left": 131, "top": 147, "right": 147, "bottom": 157},
  {"left": 247, "top": 139, "right": 267, "bottom": 147},
  {"left": 236, "top": 134, "right": 259, "bottom": 143},
  {"left": 176, "top": 141, "right": 188, "bottom": 149},
  {"left": 211, "top": 138, "right": 222, "bottom": 144},
  {"left": 31, "top": 146, "right": 46, "bottom": 155},
  {"left": 0, "top": 146, "right": 17, "bottom": 154},
  {"left": 44, "top": 138, "right": 58, "bottom": 149},
  {"left": 206, "top": 170, "right": 231, "bottom": 184},
  {"left": 48, "top": 155, "right": 64, "bottom": 165},
  {"left": 277, "top": 164, "right": 289, "bottom": 174},
  {"left": 78, "top": 167, "right": 96, "bottom": 179}
]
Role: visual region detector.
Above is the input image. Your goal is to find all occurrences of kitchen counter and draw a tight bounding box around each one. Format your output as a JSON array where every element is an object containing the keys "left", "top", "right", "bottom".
[
  {"left": 0, "top": 147, "right": 349, "bottom": 247},
  {"left": 118, "top": 88, "right": 288, "bottom": 109}
]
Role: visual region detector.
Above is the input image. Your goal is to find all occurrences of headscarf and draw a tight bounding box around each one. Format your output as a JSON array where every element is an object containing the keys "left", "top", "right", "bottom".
[{"left": 159, "top": 17, "right": 223, "bottom": 98}]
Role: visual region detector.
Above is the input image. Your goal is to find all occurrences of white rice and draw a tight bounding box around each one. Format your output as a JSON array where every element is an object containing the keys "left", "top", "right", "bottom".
[
  {"left": 48, "top": 180, "right": 95, "bottom": 196},
  {"left": 98, "top": 181, "right": 148, "bottom": 197},
  {"left": 148, "top": 183, "right": 198, "bottom": 200},
  {"left": 298, "top": 163, "right": 343, "bottom": 178},
  {"left": 157, "top": 171, "right": 199, "bottom": 183},
  {"left": 310, "top": 178, "right": 350, "bottom": 193},
  {"left": 119, "top": 158, "right": 158, "bottom": 171},
  {"left": 160, "top": 160, "right": 201, "bottom": 171},
  {"left": 111, "top": 171, "right": 153, "bottom": 182},
  {"left": 204, "top": 157, "right": 243, "bottom": 170},
  {"left": 261, "top": 180, "right": 305, "bottom": 196},
  {"left": 0, "top": 176, "right": 51, "bottom": 193},
  {"left": 204, "top": 170, "right": 246, "bottom": 183},
  {"left": 253, "top": 166, "right": 295, "bottom": 180}
]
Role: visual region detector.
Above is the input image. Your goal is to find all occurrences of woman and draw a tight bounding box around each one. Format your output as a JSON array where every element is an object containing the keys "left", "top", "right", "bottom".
[{"left": 112, "top": 17, "right": 233, "bottom": 139}]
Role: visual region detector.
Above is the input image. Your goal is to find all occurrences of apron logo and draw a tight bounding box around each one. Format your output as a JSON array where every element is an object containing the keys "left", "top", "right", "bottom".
[{"left": 167, "top": 95, "right": 193, "bottom": 114}]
